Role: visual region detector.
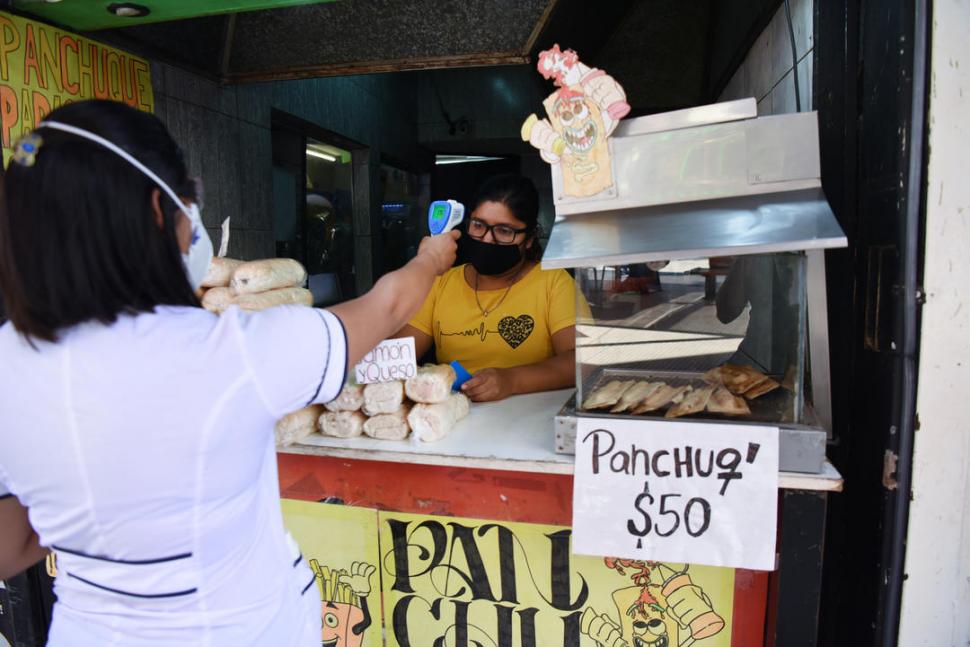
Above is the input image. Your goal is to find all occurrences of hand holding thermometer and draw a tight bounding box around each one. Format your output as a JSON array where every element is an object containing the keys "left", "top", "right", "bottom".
[{"left": 428, "top": 199, "right": 465, "bottom": 235}]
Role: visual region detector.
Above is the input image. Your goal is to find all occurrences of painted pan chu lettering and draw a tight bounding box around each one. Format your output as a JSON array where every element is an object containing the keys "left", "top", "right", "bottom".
[{"left": 378, "top": 511, "right": 737, "bottom": 647}]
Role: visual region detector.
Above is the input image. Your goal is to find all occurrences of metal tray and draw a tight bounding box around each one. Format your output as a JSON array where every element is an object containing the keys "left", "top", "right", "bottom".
[
  {"left": 577, "top": 367, "right": 808, "bottom": 426},
  {"left": 557, "top": 369, "right": 828, "bottom": 473}
]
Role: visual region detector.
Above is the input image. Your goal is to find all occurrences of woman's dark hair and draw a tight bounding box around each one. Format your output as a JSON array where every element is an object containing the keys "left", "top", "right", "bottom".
[
  {"left": 0, "top": 99, "right": 199, "bottom": 342},
  {"left": 470, "top": 174, "right": 543, "bottom": 261}
]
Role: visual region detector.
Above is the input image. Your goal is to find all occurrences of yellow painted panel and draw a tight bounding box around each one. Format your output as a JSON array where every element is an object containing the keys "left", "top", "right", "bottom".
[
  {"left": 282, "top": 500, "right": 383, "bottom": 647},
  {"left": 0, "top": 13, "right": 153, "bottom": 165},
  {"left": 378, "top": 510, "right": 735, "bottom": 647}
]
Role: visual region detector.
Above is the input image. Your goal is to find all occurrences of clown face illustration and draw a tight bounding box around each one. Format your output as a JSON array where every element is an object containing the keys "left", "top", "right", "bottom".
[
  {"left": 581, "top": 587, "right": 680, "bottom": 647},
  {"left": 632, "top": 618, "right": 671, "bottom": 647},
  {"left": 613, "top": 586, "right": 680, "bottom": 647},
  {"left": 542, "top": 87, "right": 614, "bottom": 198},
  {"left": 555, "top": 94, "right": 598, "bottom": 154}
]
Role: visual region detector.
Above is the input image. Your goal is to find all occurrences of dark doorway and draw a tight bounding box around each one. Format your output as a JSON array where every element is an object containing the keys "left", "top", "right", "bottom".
[
  {"left": 815, "top": 1, "right": 929, "bottom": 645},
  {"left": 271, "top": 110, "right": 366, "bottom": 304}
]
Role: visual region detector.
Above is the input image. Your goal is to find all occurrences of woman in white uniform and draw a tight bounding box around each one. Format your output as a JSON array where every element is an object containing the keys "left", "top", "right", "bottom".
[{"left": 0, "top": 100, "right": 458, "bottom": 646}]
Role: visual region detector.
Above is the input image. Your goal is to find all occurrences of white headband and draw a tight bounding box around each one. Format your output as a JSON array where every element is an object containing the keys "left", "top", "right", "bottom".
[{"left": 38, "top": 120, "right": 187, "bottom": 211}]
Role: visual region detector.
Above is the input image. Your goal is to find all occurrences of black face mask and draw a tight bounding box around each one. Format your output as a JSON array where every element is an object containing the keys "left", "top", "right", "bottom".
[{"left": 463, "top": 236, "right": 524, "bottom": 276}]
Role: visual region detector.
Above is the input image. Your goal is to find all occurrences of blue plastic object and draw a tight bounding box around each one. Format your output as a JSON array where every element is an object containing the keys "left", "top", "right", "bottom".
[{"left": 450, "top": 360, "right": 473, "bottom": 391}]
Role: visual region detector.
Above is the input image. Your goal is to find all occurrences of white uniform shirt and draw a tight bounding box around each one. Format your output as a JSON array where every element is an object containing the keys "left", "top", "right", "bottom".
[{"left": 0, "top": 304, "right": 347, "bottom": 646}]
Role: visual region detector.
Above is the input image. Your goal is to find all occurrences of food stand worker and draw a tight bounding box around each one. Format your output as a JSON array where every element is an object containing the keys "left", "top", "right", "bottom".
[
  {"left": 396, "top": 175, "right": 589, "bottom": 402},
  {"left": 0, "top": 100, "right": 457, "bottom": 646}
]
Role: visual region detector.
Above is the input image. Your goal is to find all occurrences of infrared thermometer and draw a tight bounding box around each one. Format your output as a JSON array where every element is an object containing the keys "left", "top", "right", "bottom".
[{"left": 428, "top": 200, "right": 464, "bottom": 235}]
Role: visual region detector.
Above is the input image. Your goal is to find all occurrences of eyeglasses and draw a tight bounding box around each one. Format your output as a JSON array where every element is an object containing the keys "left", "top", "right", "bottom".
[{"left": 467, "top": 218, "right": 529, "bottom": 245}]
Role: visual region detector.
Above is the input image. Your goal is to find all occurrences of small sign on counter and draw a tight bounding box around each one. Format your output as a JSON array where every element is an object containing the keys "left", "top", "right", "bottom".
[
  {"left": 573, "top": 418, "right": 779, "bottom": 571},
  {"left": 355, "top": 337, "right": 417, "bottom": 384}
]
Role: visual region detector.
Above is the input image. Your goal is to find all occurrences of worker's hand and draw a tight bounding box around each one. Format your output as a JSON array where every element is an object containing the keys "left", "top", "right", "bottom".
[
  {"left": 461, "top": 367, "right": 516, "bottom": 402},
  {"left": 417, "top": 229, "right": 460, "bottom": 275}
]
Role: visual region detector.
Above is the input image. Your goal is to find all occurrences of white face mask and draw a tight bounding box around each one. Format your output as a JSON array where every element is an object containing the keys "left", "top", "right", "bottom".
[
  {"left": 37, "top": 119, "right": 214, "bottom": 291},
  {"left": 180, "top": 202, "right": 214, "bottom": 291}
]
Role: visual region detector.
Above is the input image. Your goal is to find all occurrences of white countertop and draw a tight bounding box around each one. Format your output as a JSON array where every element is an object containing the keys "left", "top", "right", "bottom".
[
  {"left": 281, "top": 389, "right": 843, "bottom": 492},
  {"left": 289, "top": 389, "right": 576, "bottom": 473}
]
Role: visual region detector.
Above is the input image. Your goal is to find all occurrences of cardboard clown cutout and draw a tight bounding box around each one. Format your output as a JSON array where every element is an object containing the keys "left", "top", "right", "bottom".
[{"left": 521, "top": 45, "right": 630, "bottom": 198}]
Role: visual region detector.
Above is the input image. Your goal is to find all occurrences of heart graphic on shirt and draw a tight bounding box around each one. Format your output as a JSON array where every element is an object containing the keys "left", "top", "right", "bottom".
[{"left": 498, "top": 315, "right": 535, "bottom": 349}]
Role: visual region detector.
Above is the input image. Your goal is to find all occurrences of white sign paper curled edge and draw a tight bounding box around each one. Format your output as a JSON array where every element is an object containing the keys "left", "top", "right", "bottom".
[
  {"left": 217, "top": 217, "right": 230, "bottom": 258},
  {"left": 572, "top": 417, "right": 779, "bottom": 571},
  {"left": 354, "top": 337, "right": 417, "bottom": 385}
]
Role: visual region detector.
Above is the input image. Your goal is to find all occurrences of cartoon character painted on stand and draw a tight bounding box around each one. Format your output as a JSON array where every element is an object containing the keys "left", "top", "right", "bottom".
[
  {"left": 521, "top": 45, "right": 631, "bottom": 198},
  {"left": 309, "top": 559, "right": 377, "bottom": 647},
  {"left": 581, "top": 559, "right": 725, "bottom": 647}
]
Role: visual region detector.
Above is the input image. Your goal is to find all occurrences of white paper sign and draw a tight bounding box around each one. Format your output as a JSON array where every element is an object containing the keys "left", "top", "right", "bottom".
[
  {"left": 573, "top": 417, "right": 779, "bottom": 571},
  {"left": 354, "top": 337, "right": 417, "bottom": 384}
]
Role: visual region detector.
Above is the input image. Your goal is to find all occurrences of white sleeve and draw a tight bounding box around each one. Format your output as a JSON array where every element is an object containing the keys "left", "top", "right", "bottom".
[
  {"left": 234, "top": 305, "right": 348, "bottom": 418},
  {"left": 0, "top": 468, "right": 11, "bottom": 500}
]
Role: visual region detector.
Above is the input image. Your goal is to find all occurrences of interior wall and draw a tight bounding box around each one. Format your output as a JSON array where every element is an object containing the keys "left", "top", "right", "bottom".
[
  {"left": 152, "top": 63, "right": 274, "bottom": 261},
  {"left": 417, "top": 66, "right": 545, "bottom": 153},
  {"left": 718, "top": 0, "right": 813, "bottom": 114},
  {"left": 418, "top": 65, "right": 557, "bottom": 250},
  {"left": 151, "top": 63, "right": 428, "bottom": 290}
]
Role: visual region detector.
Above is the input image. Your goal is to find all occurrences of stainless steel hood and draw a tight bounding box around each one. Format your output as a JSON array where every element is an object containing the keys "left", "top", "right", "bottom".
[
  {"left": 540, "top": 99, "right": 848, "bottom": 269},
  {"left": 542, "top": 187, "right": 846, "bottom": 269}
]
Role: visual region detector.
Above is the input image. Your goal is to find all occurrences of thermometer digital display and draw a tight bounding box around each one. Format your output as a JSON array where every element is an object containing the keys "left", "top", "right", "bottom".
[{"left": 428, "top": 199, "right": 464, "bottom": 235}]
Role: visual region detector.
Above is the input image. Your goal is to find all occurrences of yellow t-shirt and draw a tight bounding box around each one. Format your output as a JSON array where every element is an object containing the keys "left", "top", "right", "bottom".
[{"left": 409, "top": 264, "right": 589, "bottom": 374}]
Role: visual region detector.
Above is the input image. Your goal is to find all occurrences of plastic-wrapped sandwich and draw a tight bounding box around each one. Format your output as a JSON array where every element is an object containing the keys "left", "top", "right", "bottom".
[
  {"left": 362, "top": 380, "right": 405, "bottom": 416},
  {"left": 405, "top": 364, "right": 456, "bottom": 404},
  {"left": 363, "top": 404, "right": 412, "bottom": 440},
  {"left": 318, "top": 410, "right": 366, "bottom": 438},
  {"left": 274, "top": 405, "right": 326, "bottom": 446},
  {"left": 408, "top": 393, "right": 470, "bottom": 443},
  {"left": 236, "top": 287, "right": 313, "bottom": 311},
  {"left": 325, "top": 384, "right": 364, "bottom": 412},
  {"left": 230, "top": 258, "right": 307, "bottom": 294},
  {"left": 201, "top": 257, "right": 245, "bottom": 288},
  {"left": 202, "top": 287, "right": 236, "bottom": 314}
]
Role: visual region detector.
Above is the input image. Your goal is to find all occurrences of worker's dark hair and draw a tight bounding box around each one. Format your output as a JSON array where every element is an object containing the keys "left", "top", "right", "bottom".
[
  {"left": 470, "top": 174, "right": 544, "bottom": 260},
  {"left": 0, "top": 99, "right": 199, "bottom": 343}
]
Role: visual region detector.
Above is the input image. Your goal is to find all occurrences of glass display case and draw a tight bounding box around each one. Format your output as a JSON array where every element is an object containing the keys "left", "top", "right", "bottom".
[
  {"left": 541, "top": 101, "right": 848, "bottom": 472},
  {"left": 574, "top": 253, "right": 810, "bottom": 427}
]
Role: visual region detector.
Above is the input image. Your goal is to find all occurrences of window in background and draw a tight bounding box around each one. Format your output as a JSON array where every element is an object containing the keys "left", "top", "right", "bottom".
[{"left": 305, "top": 140, "right": 355, "bottom": 303}]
